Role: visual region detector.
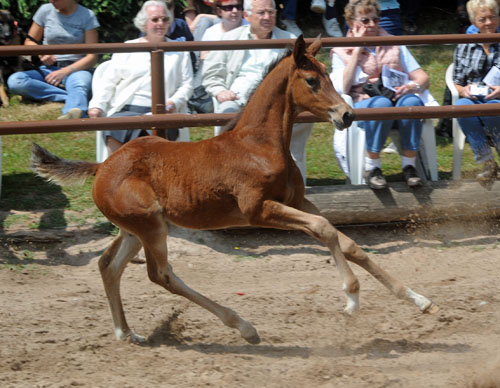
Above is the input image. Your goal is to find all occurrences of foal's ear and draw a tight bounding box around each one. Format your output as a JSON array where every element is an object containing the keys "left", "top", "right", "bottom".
[
  {"left": 293, "top": 35, "right": 307, "bottom": 67},
  {"left": 307, "top": 34, "right": 322, "bottom": 57}
]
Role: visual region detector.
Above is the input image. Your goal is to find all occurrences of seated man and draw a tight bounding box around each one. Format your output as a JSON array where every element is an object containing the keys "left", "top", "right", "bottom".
[{"left": 202, "top": 0, "right": 314, "bottom": 183}]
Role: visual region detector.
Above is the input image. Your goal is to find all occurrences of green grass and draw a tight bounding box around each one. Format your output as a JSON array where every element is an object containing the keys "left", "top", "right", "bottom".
[{"left": 0, "top": 34, "right": 484, "bottom": 231}]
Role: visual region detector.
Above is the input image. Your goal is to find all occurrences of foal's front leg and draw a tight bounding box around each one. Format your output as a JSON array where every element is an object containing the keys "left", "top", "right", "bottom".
[
  {"left": 250, "top": 200, "right": 361, "bottom": 315},
  {"left": 300, "top": 198, "right": 438, "bottom": 313}
]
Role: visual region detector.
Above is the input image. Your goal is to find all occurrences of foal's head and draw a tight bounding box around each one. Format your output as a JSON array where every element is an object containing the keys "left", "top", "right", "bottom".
[{"left": 290, "top": 36, "right": 354, "bottom": 130}]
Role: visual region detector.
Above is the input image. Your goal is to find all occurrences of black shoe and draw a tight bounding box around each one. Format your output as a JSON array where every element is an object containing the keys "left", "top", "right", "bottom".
[
  {"left": 477, "top": 159, "right": 498, "bottom": 182},
  {"left": 364, "top": 167, "right": 387, "bottom": 190},
  {"left": 403, "top": 165, "right": 422, "bottom": 187}
]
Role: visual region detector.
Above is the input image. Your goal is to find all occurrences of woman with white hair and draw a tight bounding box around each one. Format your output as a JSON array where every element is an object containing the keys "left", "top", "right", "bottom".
[
  {"left": 453, "top": 0, "right": 500, "bottom": 183},
  {"left": 88, "top": 1, "right": 193, "bottom": 154}
]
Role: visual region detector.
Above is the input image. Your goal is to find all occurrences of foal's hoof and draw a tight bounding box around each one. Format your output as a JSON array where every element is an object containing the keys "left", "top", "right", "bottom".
[
  {"left": 244, "top": 332, "right": 261, "bottom": 345},
  {"left": 129, "top": 332, "right": 147, "bottom": 343},
  {"left": 422, "top": 302, "right": 440, "bottom": 315},
  {"left": 343, "top": 292, "right": 360, "bottom": 316},
  {"left": 240, "top": 322, "right": 261, "bottom": 345}
]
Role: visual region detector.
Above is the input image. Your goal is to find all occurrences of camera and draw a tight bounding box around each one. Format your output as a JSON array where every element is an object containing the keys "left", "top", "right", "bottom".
[{"left": 470, "top": 84, "right": 491, "bottom": 97}]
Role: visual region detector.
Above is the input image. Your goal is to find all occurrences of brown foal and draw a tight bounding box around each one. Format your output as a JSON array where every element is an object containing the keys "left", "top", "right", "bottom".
[{"left": 31, "top": 36, "right": 437, "bottom": 344}]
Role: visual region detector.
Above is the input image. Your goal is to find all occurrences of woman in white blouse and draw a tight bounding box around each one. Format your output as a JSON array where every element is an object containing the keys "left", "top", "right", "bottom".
[{"left": 88, "top": 1, "right": 193, "bottom": 154}]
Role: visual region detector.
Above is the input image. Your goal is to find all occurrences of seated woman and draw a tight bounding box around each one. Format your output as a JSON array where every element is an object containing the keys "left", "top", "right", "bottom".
[
  {"left": 88, "top": 0, "right": 193, "bottom": 155},
  {"left": 7, "top": 0, "right": 99, "bottom": 119},
  {"left": 331, "top": 0, "right": 429, "bottom": 189},
  {"left": 453, "top": 0, "right": 500, "bottom": 183}
]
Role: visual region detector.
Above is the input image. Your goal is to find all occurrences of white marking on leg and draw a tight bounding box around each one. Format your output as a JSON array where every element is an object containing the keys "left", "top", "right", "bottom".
[
  {"left": 343, "top": 290, "right": 360, "bottom": 315},
  {"left": 405, "top": 288, "right": 438, "bottom": 313}
]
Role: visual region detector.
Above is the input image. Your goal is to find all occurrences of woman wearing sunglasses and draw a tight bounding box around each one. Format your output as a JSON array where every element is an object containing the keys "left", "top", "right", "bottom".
[{"left": 330, "top": 0, "right": 430, "bottom": 189}]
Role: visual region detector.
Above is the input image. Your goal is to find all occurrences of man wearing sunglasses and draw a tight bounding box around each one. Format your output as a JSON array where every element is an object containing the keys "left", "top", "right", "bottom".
[
  {"left": 202, "top": 0, "right": 314, "bottom": 183},
  {"left": 201, "top": 0, "right": 247, "bottom": 55}
]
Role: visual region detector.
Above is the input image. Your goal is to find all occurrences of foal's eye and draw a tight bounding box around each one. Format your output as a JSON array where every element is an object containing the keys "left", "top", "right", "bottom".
[{"left": 305, "top": 77, "right": 319, "bottom": 88}]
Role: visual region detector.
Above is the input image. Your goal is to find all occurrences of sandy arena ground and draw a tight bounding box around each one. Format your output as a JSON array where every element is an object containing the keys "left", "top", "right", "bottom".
[{"left": 1, "top": 220, "right": 500, "bottom": 388}]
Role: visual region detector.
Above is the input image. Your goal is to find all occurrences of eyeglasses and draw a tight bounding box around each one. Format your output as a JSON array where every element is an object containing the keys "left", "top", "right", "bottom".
[
  {"left": 217, "top": 4, "right": 243, "bottom": 11},
  {"left": 149, "top": 16, "right": 169, "bottom": 23},
  {"left": 255, "top": 9, "right": 277, "bottom": 17},
  {"left": 356, "top": 16, "right": 380, "bottom": 25}
]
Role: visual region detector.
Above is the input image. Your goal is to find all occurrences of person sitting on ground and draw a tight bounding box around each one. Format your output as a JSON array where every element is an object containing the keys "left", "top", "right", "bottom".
[
  {"left": 452, "top": 0, "right": 500, "bottom": 184},
  {"left": 331, "top": 0, "right": 430, "bottom": 189},
  {"left": 87, "top": 0, "right": 193, "bottom": 155},
  {"left": 202, "top": 0, "right": 314, "bottom": 184},
  {"left": 7, "top": 0, "right": 99, "bottom": 120}
]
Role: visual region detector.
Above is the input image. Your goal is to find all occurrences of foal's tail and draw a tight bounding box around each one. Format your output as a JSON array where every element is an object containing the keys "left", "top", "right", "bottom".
[{"left": 31, "top": 143, "right": 100, "bottom": 186}]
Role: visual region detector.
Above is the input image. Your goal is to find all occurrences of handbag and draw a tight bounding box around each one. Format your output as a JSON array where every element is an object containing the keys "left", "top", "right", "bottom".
[
  {"left": 187, "top": 85, "right": 214, "bottom": 114},
  {"left": 362, "top": 78, "right": 396, "bottom": 101}
]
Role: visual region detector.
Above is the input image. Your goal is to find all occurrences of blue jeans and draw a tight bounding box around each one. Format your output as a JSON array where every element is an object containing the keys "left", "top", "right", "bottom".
[
  {"left": 380, "top": 8, "right": 403, "bottom": 36},
  {"left": 282, "top": 0, "right": 297, "bottom": 20},
  {"left": 355, "top": 94, "right": 424, "bottom": 153},
  {"left": 455, "top": 97, "right": 500, "bottom": 163},
  {"left": 7, "top": 65, "right": 92, "bottom": 116}
]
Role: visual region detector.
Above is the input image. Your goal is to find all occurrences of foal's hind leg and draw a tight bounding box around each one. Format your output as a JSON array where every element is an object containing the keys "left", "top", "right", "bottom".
[
  {"left": 301, "top": 198, "right": 438, "bottom": 313},
  {"left": 141, "top": 223, "right": 260, "bottom": 344},
  {"left": 337, "top": 231, "right": 438, "bottom": 313},
  {"left": 98, "top": 230, "right": 143, "bottom": 342}
]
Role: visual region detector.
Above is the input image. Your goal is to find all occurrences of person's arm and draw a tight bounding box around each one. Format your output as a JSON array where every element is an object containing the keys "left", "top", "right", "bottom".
[
  {"left": 88, "top": 54, "right": 125, "bottom": 117},
  {"left": 166, "top": 52, "right": 194, "bottom": 113},
  {"left": 342, "top": 23, "right": 366, "bottom": 93},
  {"left": 393, "top": 46, "right": 430, "bottom": 99},
  {"left": 202, "top": 49, "right": 233, "bottom": 101},
  {"left": 44, "top": 29, "right": 99, "bottom": 87},
  {"left": 342, "top": 47, "right": 363, "bottom": 94},
  {"left": 25, "top": 22, "right": 58, "bottom": 67}
]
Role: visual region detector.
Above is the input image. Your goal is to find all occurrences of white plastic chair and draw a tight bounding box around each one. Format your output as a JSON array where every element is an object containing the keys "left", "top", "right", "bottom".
[
  {"left": 337, "top": 94, "right": 438, "bottom": 185},
  {"left": 445, "top": 63, "right": 467, "bottom": 180}
]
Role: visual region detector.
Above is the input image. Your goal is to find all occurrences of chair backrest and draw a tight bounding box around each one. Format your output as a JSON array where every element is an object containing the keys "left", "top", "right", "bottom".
[{"left": 445, "top": 63, "right": 459, "bottom": 102}]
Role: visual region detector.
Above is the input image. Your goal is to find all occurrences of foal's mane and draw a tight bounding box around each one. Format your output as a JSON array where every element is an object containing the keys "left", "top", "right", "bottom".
[{"left": 223, "top": 49, "right": 293, "bottom": 133}]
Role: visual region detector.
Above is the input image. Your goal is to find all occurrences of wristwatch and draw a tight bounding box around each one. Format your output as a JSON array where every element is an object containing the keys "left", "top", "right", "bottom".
[{"left": 408, "top": 81, "right": 422, "bottom": 92}]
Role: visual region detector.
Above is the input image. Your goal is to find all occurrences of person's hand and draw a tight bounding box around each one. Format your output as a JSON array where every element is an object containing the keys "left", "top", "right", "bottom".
[
  {"left": 351, "top": 23, "right": 367, "bottom": 38},
  {"left": 45, "top": 68, "right": 68, "bottom": 87},
  {"left": 39, "top": 54, "right": 56, "bottom": 66},
  {"left": 165, "top": 100, "right": 176, "bottom": 113},
  {"left": 485, "top": 85, "right": 500, "bottom": 100},
  {"left": 88, "top": 108, "right": 104, "bottom": 118},
  {"left": 394, "top": 83, "right": 417, "bottom": 100},
  {"left": 460, "top": 84, "right": 475, "bottom": 99},
  {"left": 216, "top": 90, "right": 238, "bottom": 103}
]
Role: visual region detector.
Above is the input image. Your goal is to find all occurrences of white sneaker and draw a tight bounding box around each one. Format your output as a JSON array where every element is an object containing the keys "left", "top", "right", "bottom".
[
  {"left": 281, "top": 19, "right": 303, "bottom": 37},
  {"left": 382, "top": 141, "right": 399, "bottom": 154},
  {"left": 323, "top": 16, "right": 343, "bottom": 37},
  {"left": 57, "top": 107, "right": 82, "bottom": 120},
  {"left": 310, "top": 0, "right": 326, "bottom": 13}
]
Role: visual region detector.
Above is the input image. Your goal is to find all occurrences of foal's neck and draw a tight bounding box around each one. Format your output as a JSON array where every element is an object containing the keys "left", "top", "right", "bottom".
[{"left": 237, "top": 58, "right": 296, "bottom": 146}]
